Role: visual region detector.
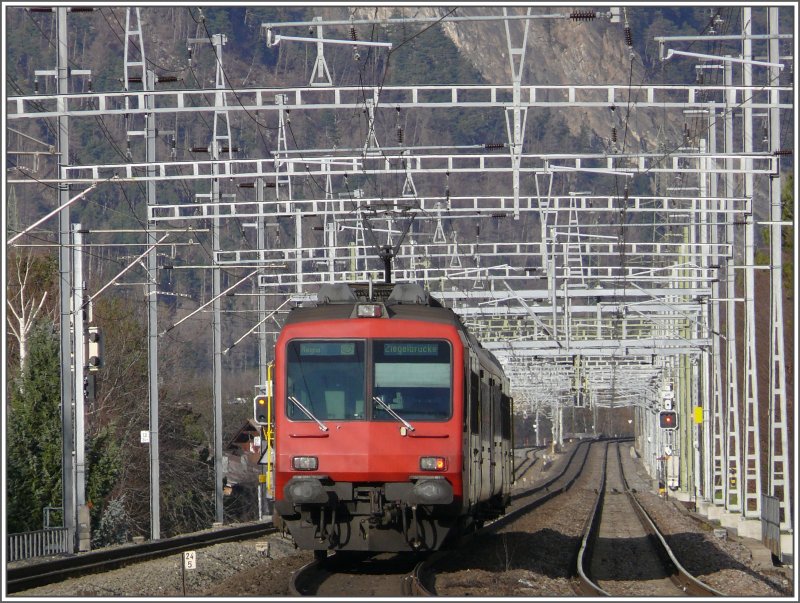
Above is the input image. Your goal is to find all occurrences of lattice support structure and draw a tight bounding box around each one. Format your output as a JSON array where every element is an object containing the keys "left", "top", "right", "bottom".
[
  {"left": 186, "top": 30, "right": 235, "bottom": 526},
  {"left": 309, "top": 17, "right": 333, "bottom": 87},
  {"left": 722, "top": 59, "right": 742, "bottom": 513},
  {"left": 767, "top": 7, "right": 791, "bottom": 536},
  {"left": 740, "top": 8, "right": 762, "bottom": 520},
  {"left": 124, "top": 6, "right": 163, "bottom": 541},
  {"left": 274, "top": 94, "right": 293, "bottom": 206},
  {"left": 503, "top": 7, "right": 531, "bottom": 220}
]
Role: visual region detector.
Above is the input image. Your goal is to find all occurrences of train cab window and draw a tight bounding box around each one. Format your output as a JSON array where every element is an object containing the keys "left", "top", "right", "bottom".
[
  {"left": 286, "top": 340, "right": 366, "bottom": 421},
  {"left": 372, "top": 340, "right": 452, "bottom": 421}
]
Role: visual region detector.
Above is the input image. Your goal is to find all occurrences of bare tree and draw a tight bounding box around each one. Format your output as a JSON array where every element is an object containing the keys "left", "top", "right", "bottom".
[{"left": 6, "top": 250, "right": 57, "bottom": 371}]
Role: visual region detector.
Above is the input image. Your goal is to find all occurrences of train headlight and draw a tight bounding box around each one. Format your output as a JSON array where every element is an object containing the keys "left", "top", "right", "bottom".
[
  {"left": 356, "top": 304, "right": 383, "bottom": 318},
  {"left": 292, "top": 456, "right": 319, "bottom": 471},
  {"left": 420, "top": 456, "right": 447, "bottom": 471}
]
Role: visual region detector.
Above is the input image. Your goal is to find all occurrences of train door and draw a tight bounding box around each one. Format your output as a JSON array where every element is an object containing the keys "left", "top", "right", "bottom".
[
  {"left": 468, "top": 354, "right": 482, "bottom": 507},
  {"left": 495, "top": 379, "right": 505, "bottom": 497},
  {"left": 499, "top": 390, "right": 513, "bottom": 500},
  {"left": 461, "top": 352, "right": 471, "bottom": 509},
  {"left": 480, "top": 374, "right": 492, "bottom": 501},
  {"left": 487, "top": 377, "right": 496, "bottom": 497}
]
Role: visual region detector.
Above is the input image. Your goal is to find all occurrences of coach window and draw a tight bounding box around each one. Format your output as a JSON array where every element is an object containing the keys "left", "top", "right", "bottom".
[
  {"left": 286, "top": 340, "right": 366, "bottom": 421},
  {"left": 372, "top": 340, "right": 452, "bottom": 421}
]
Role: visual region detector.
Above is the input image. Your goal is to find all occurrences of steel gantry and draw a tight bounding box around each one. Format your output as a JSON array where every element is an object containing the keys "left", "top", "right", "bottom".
[{"left": 6, "top": 5, "right": 793, "bottom": 562}]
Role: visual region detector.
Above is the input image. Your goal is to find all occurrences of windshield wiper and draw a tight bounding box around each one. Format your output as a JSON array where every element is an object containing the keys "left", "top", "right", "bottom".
[
  {"left": 288, "top": 396, "right": 329, "bottom": 431},
  {"left": 373, "top": 396, "right": 415, "bottom": 432}
]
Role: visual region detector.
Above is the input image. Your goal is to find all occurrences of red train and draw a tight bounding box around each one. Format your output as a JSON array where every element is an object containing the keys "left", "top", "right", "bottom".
[{"left": 272, "top": 282, "right": 514, "bottom": 555}]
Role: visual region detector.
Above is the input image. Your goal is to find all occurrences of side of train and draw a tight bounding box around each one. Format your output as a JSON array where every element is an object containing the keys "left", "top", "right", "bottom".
[{"left": 272, "top": 282, "right": 514, "bottom": 554}]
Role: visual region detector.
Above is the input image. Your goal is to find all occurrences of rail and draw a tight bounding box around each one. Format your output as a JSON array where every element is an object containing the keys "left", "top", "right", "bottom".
[
  {"left": 413, "top": 437, "right": 600, "bottom": 595},
  {"left": 575, "top": 441, "right": 610, "bottom": 595},
  {"left": 6, "top": 522, "right": 273, "bottom": 594},
  {"left": 617, "top": 443, "right": 725, "bottom": 596},
  {"left": 575, "top": 441, "right": 724, "bottom": 596}
]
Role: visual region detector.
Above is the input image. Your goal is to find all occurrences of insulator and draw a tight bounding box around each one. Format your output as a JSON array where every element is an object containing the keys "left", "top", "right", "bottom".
[
  {"left": 34, "top": 79, "right": 39, "bottom": 94},
  {"left": 87, "top": 79, "right": 93, "bottom": 93},
  {"left": 350, "top": 26, "right": 357, "bottom": 41},
  {"left": 774, "top": 149, "right": 792, "bottom": 156},
  {"left": 190, "top": 146, "right": 209, "bottom": 153},
  {"left": 570, "top": 10, "right": 596, "bottom": 21},
  {"left": 397, "top": 127, "right": 403, "bottom": 143},
  {"left": 484, "top": 142, "right": 505, "bottom": 150},
  {"left": 624, "top": 26, "right": 633, "bottom": 47},
  {"left": 158, "top": 75, "right": 178, "bottom": 83},
  {"left": 611, "top": 127, "right": 617, "bottom": 143}
]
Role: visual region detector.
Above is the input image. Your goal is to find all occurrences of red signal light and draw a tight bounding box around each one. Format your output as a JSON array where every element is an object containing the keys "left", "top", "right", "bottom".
[{"left": 659, "top": 411, "right": 677, "bottom": 430}]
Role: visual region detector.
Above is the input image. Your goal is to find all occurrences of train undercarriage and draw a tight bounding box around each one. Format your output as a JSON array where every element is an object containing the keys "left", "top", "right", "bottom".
[{"left": 275, "top": 476, "right": 502, "bottom": 553}]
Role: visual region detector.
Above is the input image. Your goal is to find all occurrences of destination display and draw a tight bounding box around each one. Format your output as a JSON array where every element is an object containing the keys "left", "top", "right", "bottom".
[
  {"left": 298, "top": 341, "right": 357, "bottom": 356},
  {"left": 382, "top": 342, "right": 442, "bottom": 357}
]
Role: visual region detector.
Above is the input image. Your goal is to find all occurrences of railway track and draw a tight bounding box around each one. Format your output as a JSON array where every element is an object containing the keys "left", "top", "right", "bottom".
[
  {"left": 575, "top": 441, "right": 725, "bottom": 597},
  {"left": 7, "top": 445, "right": 544, "bottom": 597},
  {"left": 512, "top": 445, "right": 545, "bottom": 483},
  {"left": 405, "top": 437, "right": 600, "bottom": 596},
  {"left": 289, "top": 551, "right": 428, "bottom": 596},
  {"left": 6, "top": 522, "right": 274, "bottom": 594},
  {"left": 288, "top": 442, "right": 567, "bottom": 598}
]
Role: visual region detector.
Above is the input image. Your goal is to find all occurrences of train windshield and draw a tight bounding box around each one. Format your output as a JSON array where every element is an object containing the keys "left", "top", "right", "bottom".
[
  {"left": 372, "top": 340, "right": 452, "bottom": 421},
  {"left": 286, "top": 340, "right": 366, "bottom": 421}
]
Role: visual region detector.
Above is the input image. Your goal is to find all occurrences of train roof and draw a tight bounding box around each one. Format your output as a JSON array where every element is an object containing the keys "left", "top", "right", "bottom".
[
  {"left": 282, "top": 282, "right": 506, "bottom": 378},
  {"left": 284, "top": 282, "right": 451, "bottom": 326}
]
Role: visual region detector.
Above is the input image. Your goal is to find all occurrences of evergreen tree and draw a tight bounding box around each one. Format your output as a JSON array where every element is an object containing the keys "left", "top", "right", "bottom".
[{"left": 6, "top": 323, "right": 63, "bottom": 533}]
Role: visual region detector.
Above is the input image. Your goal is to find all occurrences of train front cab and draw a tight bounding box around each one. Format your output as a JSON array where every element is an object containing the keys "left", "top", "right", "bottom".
[{"left": 273, "top": 283, "right": 513, "bottom": 553}]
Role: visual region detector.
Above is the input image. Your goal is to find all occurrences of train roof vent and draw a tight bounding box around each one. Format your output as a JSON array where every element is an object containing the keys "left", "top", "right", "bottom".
[
  {"left": 387, "top": 283, "right": 429, "bottom": 306},
  {"left": 317, "top": 283, "right": 358, "bottom": 304}
]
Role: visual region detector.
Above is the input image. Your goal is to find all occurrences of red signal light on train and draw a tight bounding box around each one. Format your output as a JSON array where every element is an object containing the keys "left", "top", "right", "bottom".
[{"left": 420, "top": 457, "right": 447, "bottom": 471}]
